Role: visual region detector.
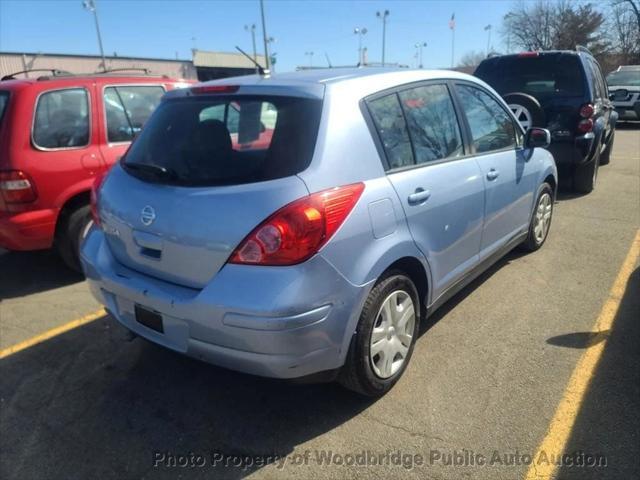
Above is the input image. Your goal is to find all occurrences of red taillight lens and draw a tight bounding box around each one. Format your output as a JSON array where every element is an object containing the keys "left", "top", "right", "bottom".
[
  {"left": 230, "top": 183, "right": 365, "bottom": 266},
  {"left": 191, "top": 85, "right": 239, "bottom": 95},
  {"left": 577, "top": 118, "right": 594, "bottom": 133},
  {"left": 90, "top": 173, "right": 106, "bottom": 227},
  {"left": 0, "top": 170, "right": 37, "bottom": 204},
  {"left": 518, "top": 51, "right": 539, "bottom": 57},
  {"left": 579, "top": 104, "right": 594, "bottom": 118}
]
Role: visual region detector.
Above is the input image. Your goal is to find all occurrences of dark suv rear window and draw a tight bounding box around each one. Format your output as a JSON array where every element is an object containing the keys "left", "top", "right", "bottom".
[
  {"left": 123, "top": 95, "right": 322, "bottom": 186},
  {"left": 475, "top": 54, "right": 585, "bottom": 97},
  {"left": 0, "top": 91, "right": 8, "bottom": 123}
]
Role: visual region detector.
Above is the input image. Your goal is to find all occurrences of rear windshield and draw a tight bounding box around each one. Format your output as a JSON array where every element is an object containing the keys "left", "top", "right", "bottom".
[
  {"left": 607, "top": 71, "right": 640, "bottom": 87},
  {"left": 123, "top": 95, "right": 322, "bottom": 186},
  {"left": 475, "top": 54, "right": 585, "bottom": 97},
  {"left": 0, "top": 91, "right": 8, "bottom": 123}
]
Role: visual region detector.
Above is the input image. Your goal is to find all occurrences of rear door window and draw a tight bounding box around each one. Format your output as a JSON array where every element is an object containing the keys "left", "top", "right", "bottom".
[
  {"left": 367, "top": 93, "right": 414, "bottom": 169},
  {"left": 398, "top": 84, "right": 464, "bottom": 164},
  {"left": 455, "top": 84, "right": 518, "bottom": 154},
  {"left": 33, "top": 88, "right": 89, "bottom": 149},
  {"left": 123, "top": 95, "right": 322, "bottom": 186},
  {"left": 104, "top": 85, "right": 165, "bottom": 142}
]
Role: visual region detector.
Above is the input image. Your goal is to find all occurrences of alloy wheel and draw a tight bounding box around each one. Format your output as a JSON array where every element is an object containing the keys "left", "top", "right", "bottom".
[
  {"left": 509, "top": 103, "right": 532, "bottom": 131},
  {"left": 533, "top": 193, "right": 552, "bottom": 244}
]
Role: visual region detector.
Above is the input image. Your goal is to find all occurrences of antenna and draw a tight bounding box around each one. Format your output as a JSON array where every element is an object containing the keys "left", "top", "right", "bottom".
[
  {"left": 235, "top": 46, "right": 269, "bottom": 76},
  {"left": 325, "top": 52, "right": 332, "bottom": 68}
]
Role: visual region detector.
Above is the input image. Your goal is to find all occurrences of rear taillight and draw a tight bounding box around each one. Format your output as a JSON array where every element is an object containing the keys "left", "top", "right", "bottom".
[
  {"left": 577, "top": 103, "right": 595, "bottom": 133},
  {"left": 191, "top": 85, "right": 239, "bottom": 95},
  {"left": 0, "top": 170, "right": 37, "bottom": 204},
  {"left": 230, "top": 183, "right": 365, "bottom": 266},
  {"left": 90, "top": 173, "right": 106, "bottom": 227},
  {"left": 579, "top": 104, "right": 594, "bottom": 118}
]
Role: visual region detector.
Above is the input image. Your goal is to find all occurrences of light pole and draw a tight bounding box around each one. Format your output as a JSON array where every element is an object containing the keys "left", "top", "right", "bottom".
[
  {"left": 484, "top": 24, "right": 492, "bottom": 56},
  {"left": 354, "top": 27, "right": 368, "bottom": 65},
  {"left": 305, "top": 51, "right": 314, "bottom": 68},
  {"left": 245, "top": 24, "right": 258, "bottom": 73},
  {"left": 415, "top": 42, "right": 427, "bottom": 68},
  {"left": 259, "top": 0, "right": 271, "bottom": 71},
  {"left": 376, "top": 10, "right": 390, "bottom": 66},
  {"left": 82, "top": 0, "right": 106, "bottom": 72}
]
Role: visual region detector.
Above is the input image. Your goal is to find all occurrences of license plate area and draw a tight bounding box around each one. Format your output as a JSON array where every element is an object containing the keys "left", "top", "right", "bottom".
[{"left": 135, "top": 305, "right": 164, "bottom": 333}]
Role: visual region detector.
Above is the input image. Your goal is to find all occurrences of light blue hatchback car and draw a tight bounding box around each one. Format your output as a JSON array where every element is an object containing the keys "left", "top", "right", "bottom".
[{"left": 81, "top": 69, "right": 557, "bottom": 397}]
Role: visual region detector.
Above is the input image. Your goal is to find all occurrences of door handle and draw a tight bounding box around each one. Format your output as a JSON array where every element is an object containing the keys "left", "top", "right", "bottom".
[
  {"left": 486, "top": 169, "right": 500, "bottom": 181},
  {"left": 407, "top": 189, "right": 431, "bottom": 205}
]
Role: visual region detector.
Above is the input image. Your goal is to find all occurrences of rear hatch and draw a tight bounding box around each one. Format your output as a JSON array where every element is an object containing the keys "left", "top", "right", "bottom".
[
  {"left": 475, "top": 53, "right": 587, "bottom": 138},
  {"left": 98, "top": 89, "right": 323, "bottom": 288}
]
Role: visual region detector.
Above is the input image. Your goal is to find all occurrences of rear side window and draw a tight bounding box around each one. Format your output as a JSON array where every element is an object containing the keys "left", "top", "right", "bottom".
[
  {"left": 0, "top": 91, "right": 8, "bottom": 123},
  {"left": 475, "top": 54, "right": 585, "bottom": 98},
  {"left": 123, "top": 95, "right": 322, "bottom": 186},
  {"left": 367, "top": 93, "right": 414, "bottom": 169},
  {"left": 104, "top": 85, "right": 165, "bottom": 142},
  {"left": 33, "top": 88, "right": 89, "bottom": 149},
  {"left": 398, "top": 85, "right": 464, "bottom": 164},
  {"left": 456, "top": 84, "right": 517, "bottom": 154}
]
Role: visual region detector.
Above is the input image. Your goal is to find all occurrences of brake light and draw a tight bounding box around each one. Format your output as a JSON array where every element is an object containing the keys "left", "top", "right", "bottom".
[
  {"left": 90, "top": 173, "right": 106, "bottom": 227},
  {"left": 518, "top": 51, "right": 539, "bottom": 57},
  {"left": 577, "top": 118, "right": 594, "bottom": 133},
  {"left": 0, "top": 171, "right": 37, "bottom": 204},
  {"left": 230, "top": 183, "right": 365, "bottom": 266},
  {"left": 579, "top": 104, "right": 594, "bottom": 118},
  {"left": 191, "top": 85, "right": 239, "bottom": 95}
]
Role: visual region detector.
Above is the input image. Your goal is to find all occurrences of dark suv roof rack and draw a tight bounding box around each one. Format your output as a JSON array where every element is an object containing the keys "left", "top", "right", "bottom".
[
  {"left": 1, "top": 68, "right": 72, "bottom": 81},
  {"left": 576, "top": 45, "right": 593, "bottom": 56}
]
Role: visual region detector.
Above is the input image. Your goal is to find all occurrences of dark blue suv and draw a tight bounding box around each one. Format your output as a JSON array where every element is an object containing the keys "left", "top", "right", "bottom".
[{"left": 475, "top": 48, "right": 617, "bottom": 193}]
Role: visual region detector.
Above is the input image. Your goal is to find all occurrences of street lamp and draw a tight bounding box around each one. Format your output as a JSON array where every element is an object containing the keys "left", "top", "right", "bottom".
[
  {"left": 245, "top": 24, "right": 258, "bottom": 73},
  {"left": 82, "top": 0, "right": 106, "bottom": 72},
  {"left": 484, "top": 24, "right": 492, "bottom": 56},
  {"left": 354, "top": 27, "right": 368, "bottom": 65},
  {"left": 376, "top": 10, "right": 390, "bottom": 66},
  {"left": 305, "top": 51, "right": 315, "bottom": 68},
  {"left": 414, "top": 42, "right": 427, "bottom": 68}
]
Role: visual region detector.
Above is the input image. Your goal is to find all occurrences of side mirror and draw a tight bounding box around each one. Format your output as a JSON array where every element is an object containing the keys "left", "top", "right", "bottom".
[
  {"left": 525, "top": 127, "right": 550, "bottom": 149},
  {"left": 610, "top": 89, "right": 628, "bottom": 101}
]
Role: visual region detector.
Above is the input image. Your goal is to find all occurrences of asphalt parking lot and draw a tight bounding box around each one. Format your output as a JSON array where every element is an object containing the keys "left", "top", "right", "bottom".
[{"left": 1, "top": 125, "right": 639, "bottom": 480}]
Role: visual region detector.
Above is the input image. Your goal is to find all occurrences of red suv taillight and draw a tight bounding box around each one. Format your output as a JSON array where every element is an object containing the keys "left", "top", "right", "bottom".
[
  {"left": 0, "top": 170, "right": 37, "bottom": 204},
  {"left": 229, "top": 183, "right": 365, "bottom": 266},
  {"left": 90, "top": 173, "right": 106, "bottom": 227},
  {"left": 577, "top": 103, "right": 594, "bottom": 133}
]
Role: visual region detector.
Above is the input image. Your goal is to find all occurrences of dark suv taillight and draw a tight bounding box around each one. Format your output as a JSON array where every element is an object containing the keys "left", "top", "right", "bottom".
[
  {"left": 577, "top": 103, "right": 594, "bottom": 133},
  {"left": 0, "top": 170, "right": 37, "bottom": 204}
]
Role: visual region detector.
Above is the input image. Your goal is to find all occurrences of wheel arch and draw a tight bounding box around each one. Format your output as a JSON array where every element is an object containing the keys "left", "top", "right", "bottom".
[{"left": 54, "top": 189, "right": 90, "bottom": 241}]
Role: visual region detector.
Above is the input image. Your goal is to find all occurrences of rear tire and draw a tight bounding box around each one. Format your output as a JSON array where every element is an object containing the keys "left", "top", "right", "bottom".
[
  {"left": 521, "top": 183, "right": 554, "bottom": 252},
  {"left": 56, "top": 205, "right": 92, "bottom": 273},
  {"left": 573, "top": 149, "right": 600, "bottom": 194},
  {"left": 599, "top": 129, "right": 614, "bottom": 166},
  {"left": 339, "top": 272, "right": 420, "bottom": 397}
]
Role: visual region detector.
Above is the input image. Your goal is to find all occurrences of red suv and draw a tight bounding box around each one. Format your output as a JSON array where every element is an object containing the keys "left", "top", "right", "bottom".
[{"left": 0, "top": 70, "right": 191, "bottom": 270}]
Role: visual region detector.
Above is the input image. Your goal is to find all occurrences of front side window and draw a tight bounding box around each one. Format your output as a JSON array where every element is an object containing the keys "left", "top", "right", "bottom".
[
  {"left": 398, "top": 84, "right": 464, "bottom": 164},
  {"left": 367, "top": 93, "right": 414, "bottom": 169},
  {"left": 104, "top": 86, "right": 164, "bottom": 142},
  {"left": 456, "top": 84, "right": 517, "bottom": 154},
  {"left": 33, "top": 88, "right": 89, "bottom": 149}
]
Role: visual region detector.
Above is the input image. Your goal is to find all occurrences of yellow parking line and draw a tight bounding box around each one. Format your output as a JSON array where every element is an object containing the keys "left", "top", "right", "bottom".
[
  {"left": 524, "top": 229, "right": 640, "bottom": 480},
  {"left": 0, "top": 308, "right": 106, "bottom": 359}
]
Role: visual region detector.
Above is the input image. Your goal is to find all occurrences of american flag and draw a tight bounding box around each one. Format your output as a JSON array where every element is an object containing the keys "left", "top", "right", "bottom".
[{"left": 449, "top": 13, "right": 455, "bottom": 30}]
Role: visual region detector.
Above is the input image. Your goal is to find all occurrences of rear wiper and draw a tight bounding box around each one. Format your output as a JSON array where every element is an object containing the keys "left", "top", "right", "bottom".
[{"left": 124, "top": 162, "right": 177, "bottom": 180}]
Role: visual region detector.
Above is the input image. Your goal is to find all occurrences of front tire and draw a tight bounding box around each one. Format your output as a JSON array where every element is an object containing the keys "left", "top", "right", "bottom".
[
  {"left": 339, "top": 272, "right": 420, "bottom": 397},
  {"left": 56, "top": 205, "right": 92, "bottom": 272},
  {"left": 521, "top": 183, "right": 554, "bottom": 252}
]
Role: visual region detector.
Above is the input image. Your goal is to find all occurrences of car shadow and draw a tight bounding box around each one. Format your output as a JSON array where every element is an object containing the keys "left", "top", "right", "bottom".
[
  {"left": 551, "top": 267, "right": 640, "bottom": 479},
  {"left": 0, "top": 249, "right": 83, "bottom": 300},
  {"left": 0, "top": 314, "right": 375, "bottom": 479}
]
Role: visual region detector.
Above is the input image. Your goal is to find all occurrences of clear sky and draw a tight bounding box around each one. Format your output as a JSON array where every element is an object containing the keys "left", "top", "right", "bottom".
[{"left": 0, "top": 0, "right": 515, "bottom": 72}]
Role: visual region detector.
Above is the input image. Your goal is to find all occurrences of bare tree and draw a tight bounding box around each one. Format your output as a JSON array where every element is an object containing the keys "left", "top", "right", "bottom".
[
  {"left": 458, "top": 51, "right": 487, "bottom": 68},
  {"left": 609, "top": 0, "right": 640, "bottom": 64}
]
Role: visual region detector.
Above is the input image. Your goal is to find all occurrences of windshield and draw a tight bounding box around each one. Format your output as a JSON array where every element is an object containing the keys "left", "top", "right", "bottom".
[
  {"left": 475, "top": 54, "right": 585, "bottom": 97},
  {"left": 123, "top": 95, "right": 322, "bottom": 186},
  {"left": 606, "top": 71, "right": 640, "bottom": 87},
  {"left": 0, "top": 91, "right": 9, "bottom": 123}
]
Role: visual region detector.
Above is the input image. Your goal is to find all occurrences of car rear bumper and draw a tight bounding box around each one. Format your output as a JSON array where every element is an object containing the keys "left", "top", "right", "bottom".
[
  {"left": 547, "top": 133, "right": 597, "bottom": 168},
  {"left": 80, "top": 228, "right": 371, "bottom": 379},
  {"left": 0, "top": 209, "right": 57, "bottom": 250}
]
